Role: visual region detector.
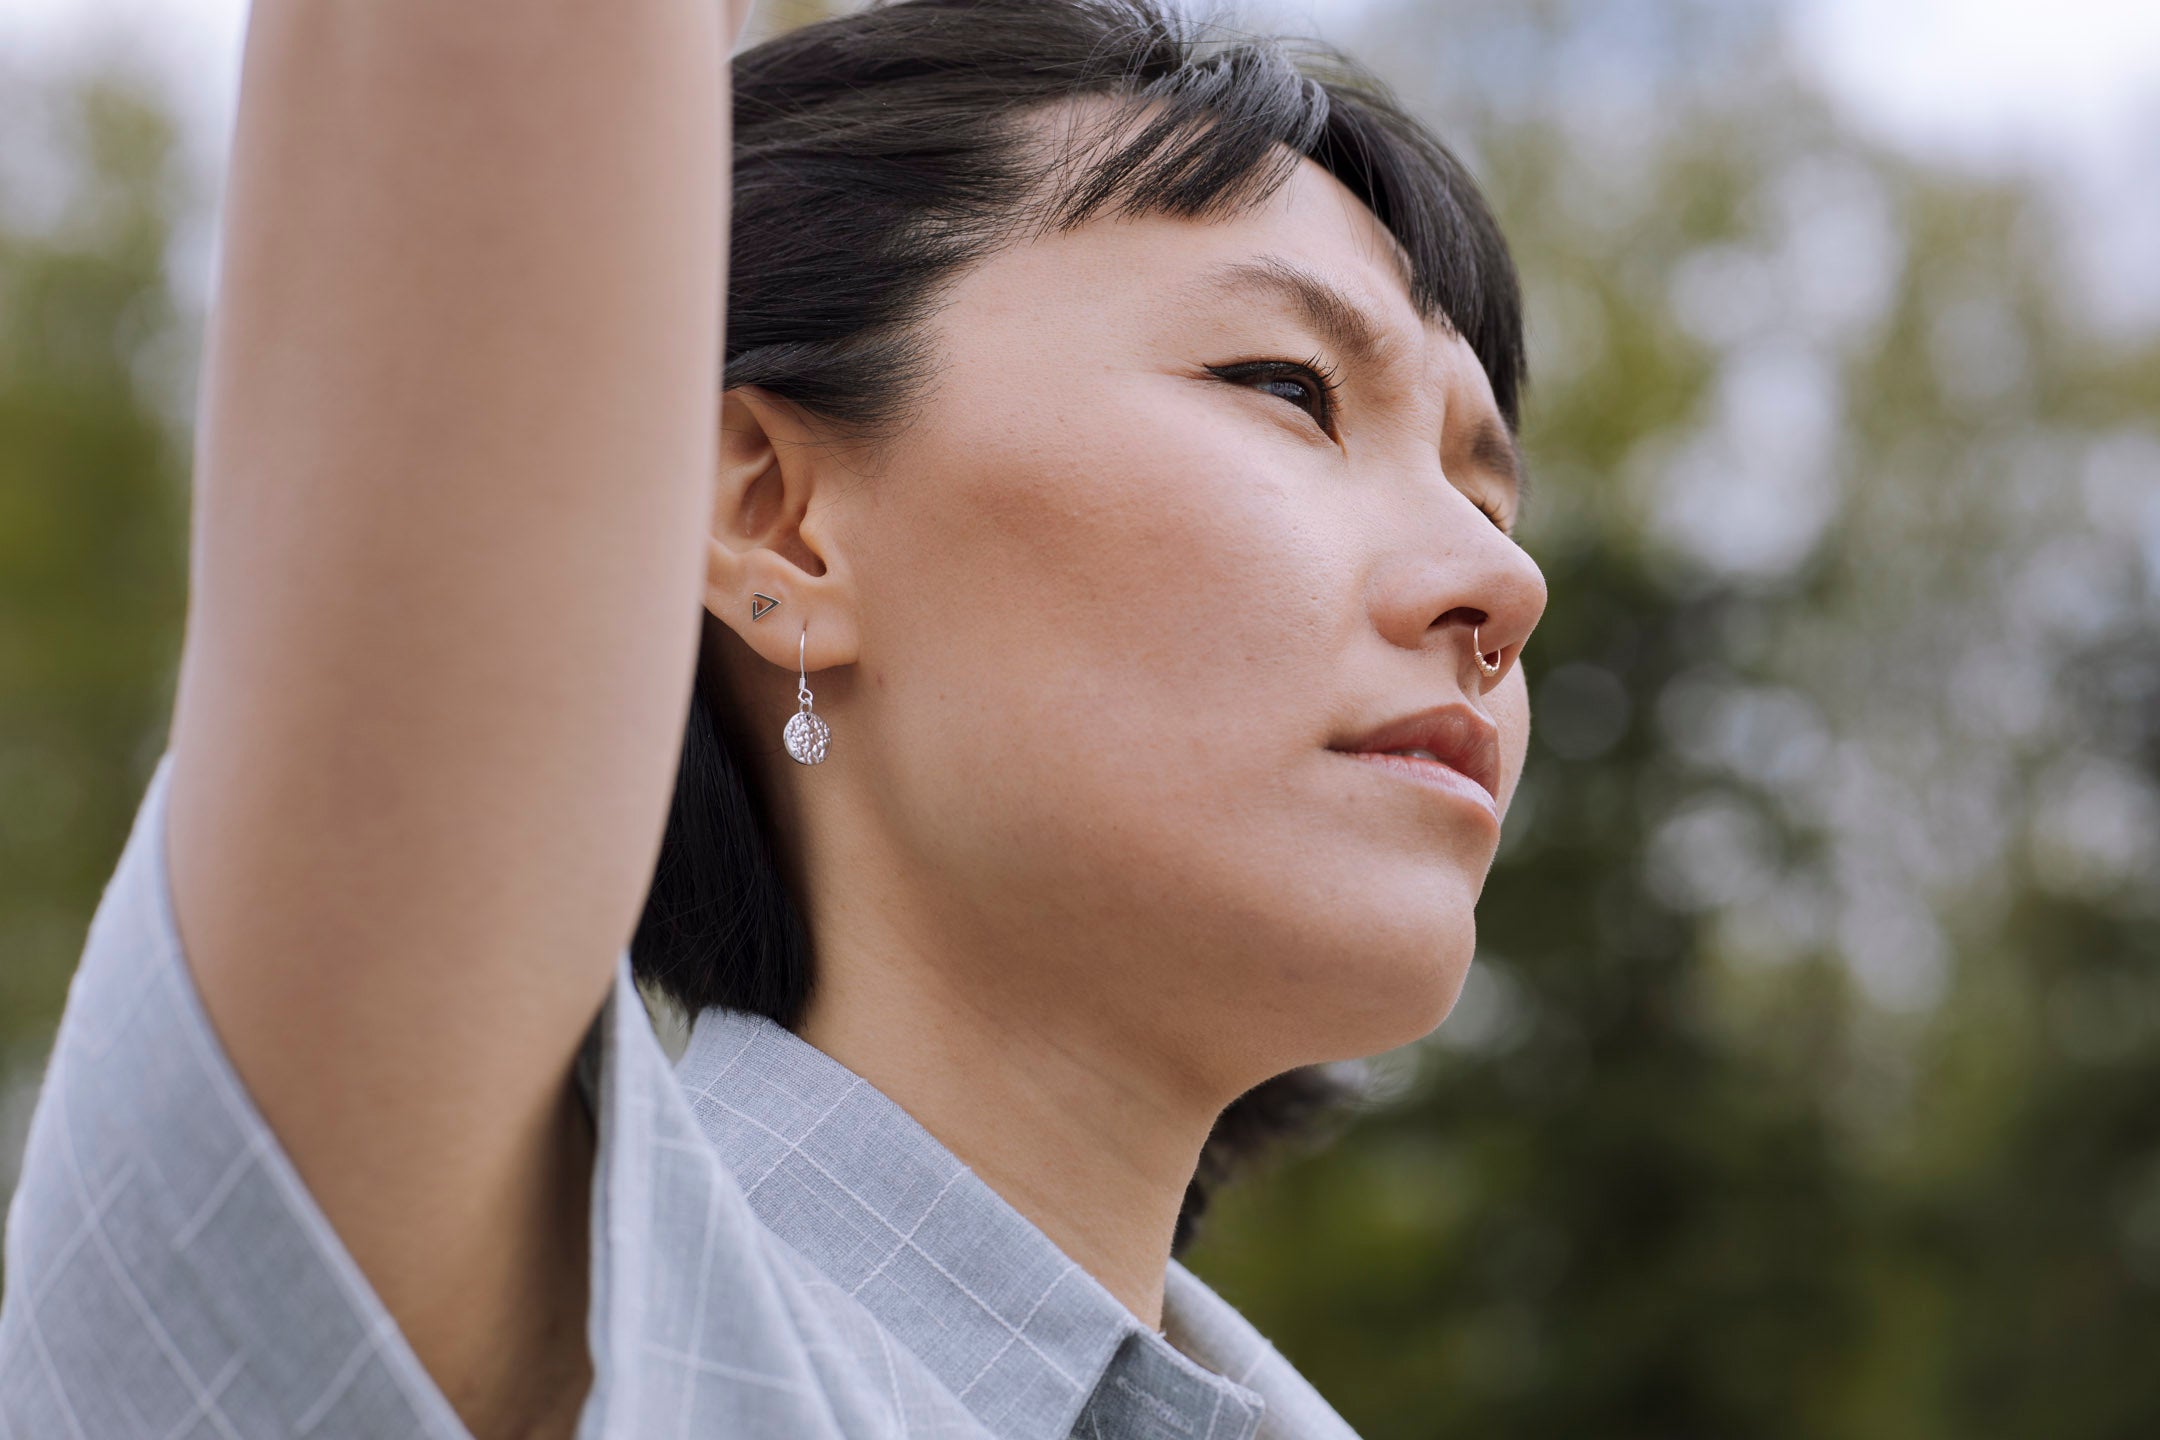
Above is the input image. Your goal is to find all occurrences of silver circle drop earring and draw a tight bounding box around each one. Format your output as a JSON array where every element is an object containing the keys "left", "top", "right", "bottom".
[{"left": 783, "top": 624, "right": 830, "bottom": 765}]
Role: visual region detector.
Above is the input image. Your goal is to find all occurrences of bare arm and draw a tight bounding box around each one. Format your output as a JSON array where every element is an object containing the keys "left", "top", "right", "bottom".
[{"left": 165, "top": 2, "right": 748, "bottom": 1433}]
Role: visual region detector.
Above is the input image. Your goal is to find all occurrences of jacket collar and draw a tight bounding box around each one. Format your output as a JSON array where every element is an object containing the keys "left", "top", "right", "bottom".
[{"left": 674, "top": 1005, "right": 1269, "bottom": 1440}]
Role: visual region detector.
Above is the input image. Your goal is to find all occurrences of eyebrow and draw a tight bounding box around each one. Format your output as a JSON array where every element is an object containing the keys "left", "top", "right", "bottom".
[
  {"left": 1187, "top": 256, "right": 1394, "bottom": 371},
  {"left": 1187, "top": 255, "right": 1532, "bottom": 517}
]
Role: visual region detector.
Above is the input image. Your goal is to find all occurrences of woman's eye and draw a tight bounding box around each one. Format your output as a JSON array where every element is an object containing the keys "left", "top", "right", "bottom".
[
  {"left": 1207, "top": 358, "right": 1342, "bottom": 435},
  {"left": 1258, "top": 375, "right": 1315, "bottom": 406}
]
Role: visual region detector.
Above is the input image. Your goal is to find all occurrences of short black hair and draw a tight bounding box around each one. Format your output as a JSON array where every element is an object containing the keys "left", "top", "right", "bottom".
[
  {"left": 634, "top": 0, "right": 1526, "bottom": 1256},
  {"left": 719, "top": 0, "right": 1523, "bottom": 432}
]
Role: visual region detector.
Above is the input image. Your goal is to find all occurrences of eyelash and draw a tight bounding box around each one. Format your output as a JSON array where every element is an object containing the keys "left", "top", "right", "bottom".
[
  {"left": 1207, "top": 354, "right": 1344, "bottom": 436},
  {"left": 1209, "top": 355, "right": 1516, "bottom": 536}
]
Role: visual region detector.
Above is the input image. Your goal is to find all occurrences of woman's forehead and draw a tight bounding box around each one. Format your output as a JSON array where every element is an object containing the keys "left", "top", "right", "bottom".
[
  {"left": 940, "top": 158, "right": 1499, "bottom": 410},
  {"left": 961, "top": 158, "right": 1433, "bottom": 340}
]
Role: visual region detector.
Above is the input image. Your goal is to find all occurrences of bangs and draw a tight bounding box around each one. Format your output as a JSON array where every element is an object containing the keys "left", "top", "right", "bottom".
[
  {"left": 729, "top": 0, "right": 1524, "bottom": 429},
  {"left": 1019, "top": 17, "right": 1527, "bottom": 426}
]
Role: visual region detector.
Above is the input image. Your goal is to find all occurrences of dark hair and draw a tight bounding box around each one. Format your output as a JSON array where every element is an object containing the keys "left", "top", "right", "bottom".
[{"left": 634, "top": 0, "right": 1526, "bottom": 1257}]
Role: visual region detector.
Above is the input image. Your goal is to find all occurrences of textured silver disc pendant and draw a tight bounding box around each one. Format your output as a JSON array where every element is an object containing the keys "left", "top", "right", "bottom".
[{"left": 783, "top": 709, "right": 830, "bottom": 765}]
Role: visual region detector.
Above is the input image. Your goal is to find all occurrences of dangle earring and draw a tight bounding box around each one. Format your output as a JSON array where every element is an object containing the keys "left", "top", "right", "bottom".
[
  {"left": 783, "top": 624, "right": 830, "bottom": 765},
  {"left": 1473, "top": 624, "right": 1503, "bottom": 679}
]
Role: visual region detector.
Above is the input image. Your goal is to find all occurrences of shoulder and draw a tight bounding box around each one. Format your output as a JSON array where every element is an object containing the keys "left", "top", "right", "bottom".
[{"left": 0, "top": 752, "right": 473, "bottom": 1435}]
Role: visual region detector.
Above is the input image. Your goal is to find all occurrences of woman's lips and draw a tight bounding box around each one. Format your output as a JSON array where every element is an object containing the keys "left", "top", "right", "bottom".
[
  {"left": 1334, "top": 748, "right": 1501, "bottom": 827},
  {"left": 1331, "top": 702, "right": 1503, "bottom": 802}
]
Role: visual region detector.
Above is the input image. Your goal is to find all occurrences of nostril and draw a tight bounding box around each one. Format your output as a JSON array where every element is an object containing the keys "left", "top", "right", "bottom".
[{"left": 1435, "top": 605, "right": 1488, "bottom": 631}]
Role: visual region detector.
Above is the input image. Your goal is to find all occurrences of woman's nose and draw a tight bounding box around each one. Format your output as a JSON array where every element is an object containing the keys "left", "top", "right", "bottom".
[{"left": 1370, "top": 499, "right": 1547, "bottom": 696}]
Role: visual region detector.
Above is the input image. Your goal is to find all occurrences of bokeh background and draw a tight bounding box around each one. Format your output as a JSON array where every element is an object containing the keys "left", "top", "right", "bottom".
[{"left": 4, "top": 0, "right": 2157, "bottom": 1434}]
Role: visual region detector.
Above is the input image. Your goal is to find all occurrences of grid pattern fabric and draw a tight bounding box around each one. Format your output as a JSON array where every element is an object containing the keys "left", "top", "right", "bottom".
[{"left": 0, "top": 752, "right": 1361, "bottom": 1439}]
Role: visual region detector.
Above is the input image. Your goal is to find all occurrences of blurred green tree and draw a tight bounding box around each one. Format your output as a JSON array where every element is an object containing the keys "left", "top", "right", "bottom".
[
  {"left": 1184, "top": 4, "right": 2160, "bottom": 1439},
  {"left": 0, "top": 66, "right": 191, "bottom": 1254}
]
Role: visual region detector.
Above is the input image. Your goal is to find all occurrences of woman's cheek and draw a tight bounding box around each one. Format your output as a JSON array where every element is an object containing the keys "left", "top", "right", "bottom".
[{"left": 1491, "top": 664, "right": 1533, "bottom": 817}]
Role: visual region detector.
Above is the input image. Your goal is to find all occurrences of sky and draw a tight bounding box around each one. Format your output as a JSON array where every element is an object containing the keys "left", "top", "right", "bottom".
[
  {"left": 5, "top": 0, "right": 2157, "bottom": 169},
  {"left": 3, "top": 0, "right": 2157, "bottom": 320},
  {"left": 1793, "top": 0, "right": 2160, "bottom": 169}
]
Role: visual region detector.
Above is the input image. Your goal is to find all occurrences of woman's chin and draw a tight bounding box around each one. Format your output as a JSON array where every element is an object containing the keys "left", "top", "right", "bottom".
[{"left": 1260, "top": 908, "right": 1481, "bottom": 1065}]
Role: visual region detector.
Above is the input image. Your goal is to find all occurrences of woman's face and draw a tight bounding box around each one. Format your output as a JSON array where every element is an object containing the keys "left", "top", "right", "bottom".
[{"left": 726, "top": 152, "right": 1545, "bottom": 1084}]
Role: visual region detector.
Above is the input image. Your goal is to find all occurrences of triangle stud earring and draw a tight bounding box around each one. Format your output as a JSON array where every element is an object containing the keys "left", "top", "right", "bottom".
[{"left": 750, "top": 593, "right": 780, "bottom": 622}]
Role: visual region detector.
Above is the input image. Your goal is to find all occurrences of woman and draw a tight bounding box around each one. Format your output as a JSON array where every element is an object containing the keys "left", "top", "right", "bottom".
[{"left": 0, "top": 0, "right": 1544, "bottom": 1435}]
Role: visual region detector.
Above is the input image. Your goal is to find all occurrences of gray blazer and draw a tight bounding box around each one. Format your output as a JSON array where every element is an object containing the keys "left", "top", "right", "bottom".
[{"left": 0, "top": 753, "right": 1362, "bottom": 1438}]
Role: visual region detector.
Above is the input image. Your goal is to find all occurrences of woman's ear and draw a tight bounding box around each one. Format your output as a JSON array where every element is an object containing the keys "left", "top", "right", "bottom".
[{"left": 705, "top": 387, "right": 860, "bottom": 673}]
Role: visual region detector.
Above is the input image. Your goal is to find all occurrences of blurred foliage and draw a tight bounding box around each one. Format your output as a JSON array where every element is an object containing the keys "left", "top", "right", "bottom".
[
  {"left": 0, "top": 63, "right": 190, "bottom": 1229},
  {"left": 4, "top": 2, "right": 2159, "bottom": 1435},
  {"left": 1183, "top": 3, "right": 2160, "bottom": 1439}
]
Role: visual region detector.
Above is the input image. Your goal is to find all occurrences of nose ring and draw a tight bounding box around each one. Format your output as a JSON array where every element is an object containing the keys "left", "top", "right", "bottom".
[{"left": 1473, "top": 624, "right": 1503, "bottom": 678}]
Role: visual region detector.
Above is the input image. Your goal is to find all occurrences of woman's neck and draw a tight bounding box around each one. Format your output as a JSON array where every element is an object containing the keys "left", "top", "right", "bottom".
[{"left": 791, "top": 921, "right": 1231, "bottom": 1331}]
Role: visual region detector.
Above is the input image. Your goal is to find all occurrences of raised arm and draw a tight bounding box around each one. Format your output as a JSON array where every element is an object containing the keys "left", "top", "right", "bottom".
[{"left": 164, "top": 1, "right": 746, "bottom": 1432}]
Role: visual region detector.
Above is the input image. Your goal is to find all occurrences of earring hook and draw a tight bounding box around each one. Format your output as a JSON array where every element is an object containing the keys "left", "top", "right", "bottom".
[{"left": 783, "top": 620, "right": 830, "bottom": 764}]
